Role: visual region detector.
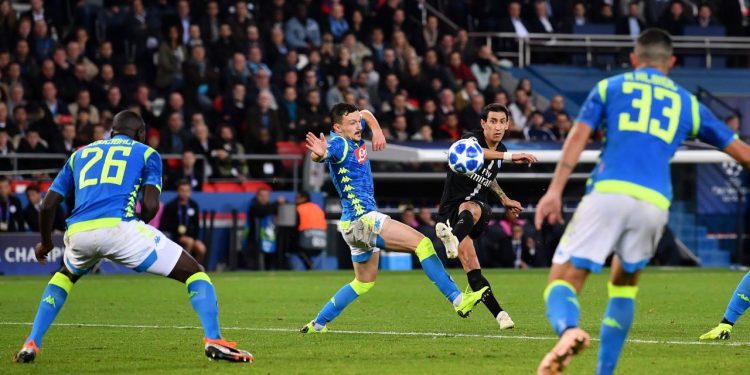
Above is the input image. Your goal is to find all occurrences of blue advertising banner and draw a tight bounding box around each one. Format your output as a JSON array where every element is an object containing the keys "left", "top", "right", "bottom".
[
  {"left": 0, "top": 234, "right": 136, "bottom": 276},
  {"left": 697, "top": 162, "right": 749, "bottom": 215}
]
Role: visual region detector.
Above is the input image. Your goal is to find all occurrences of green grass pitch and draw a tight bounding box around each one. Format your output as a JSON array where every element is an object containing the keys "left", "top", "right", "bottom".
[{"left": 1, "top": 268, "right": 748, "bottom": 374}]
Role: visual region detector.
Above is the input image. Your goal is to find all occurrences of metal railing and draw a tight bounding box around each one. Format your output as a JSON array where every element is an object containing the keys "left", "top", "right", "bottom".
[
  {"left": 468, "top": 32, "right": 750, "bottom": 68},
  {"left": 0, "top": 153, "right": 304, "bottom": 190}
]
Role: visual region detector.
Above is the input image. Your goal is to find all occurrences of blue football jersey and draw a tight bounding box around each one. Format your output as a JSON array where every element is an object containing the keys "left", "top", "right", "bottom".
[
  {"left": 323, "top": 129, "right": 378, "bottom": 221},
  {"left": 49, "top": 135, "right": 162, "bottom": 232},
  {"left": 577, "top": 67, "right": 737, "bottom": 209}
]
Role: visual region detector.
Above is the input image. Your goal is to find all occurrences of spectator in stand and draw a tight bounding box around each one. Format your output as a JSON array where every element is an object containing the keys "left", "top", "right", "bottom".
[
  {"left": 529, "top": 0, "right": 557, "bottom": 34},
  {"left": 0, "top": 129, "right": 14, "bottom": 171},
  {"left": 246, "top": 46, "right": 270, "bottom": 76},
  {"left": 0, "top": 176, "right": 24, "bottom": 232},
  {"left": 517, "top": 77, "right": 548, "bottom": 111},
  {"left": 162, "top": 179, "right": 207, "bottom": 265},
  {"left": 7, "top": 84, "right": 26, "bottom": 116},
  {"left": 190, "top": 122, "right": 223, "bottom": 178},
  {"left": 17, "top": 129, "right": 49, "bottom": 176},
  {"left": 553, "top": 112, "right": 573, "bottom": 141},
  {"left": 391, "top": 114, "right": 410, "bottom": 141},
  {"left": 658, "top": 0, "right": 692, "bottom": 36},
  {"left": 460, "top": 94, "right": 485, "bottom": 131},
  {"left": 295, "top": 191, "right": 327, "bottom": 269},
  {"left": 32, "top": 20, "right": 55, "bottom": 62},
  {"left": 509, "top": 87, "right": 535, "bottom": 133},
  {"left": 524, "top": 110, "right": 556, "bottom": 141},
  {"left": 447, "top": 51, "right": 475, "bottom": 88},
  {"left": 101, "top": 85, "right": 125, "bottom": 115},
  {"left": 10, "top": 106, "right": 29, "bottom": 146},
  {"left": 436, "top": 111, "right": 461, "bottom": 141},
  {"left": 279, "top": 86, "right": 299, "bottom": 135},
  {"left": 509, "top": 223, "right": 535, "bottom": 269},
  {"left": 199, "top": 0, "right": 222, "bottom": 45},
  {"left": 368, "top": 27, "right": 387, "bottom": 64},
  {"left": 90, "top": 64, "right": 116, "bottom": 107},
  {"left": 455, "top": 80, "right": 482, "bottom": 112},
  {"left": 65, "top": 40, "right": 98, "bottom": 81},
  {"left": 399, "top": 205, "right": 419, "bottom": 229},
  {"left": 471, "top": 46, "right": 501, "bottom": 92},
  {"left": 0, "top": 102, "right": 10, "bottom": 134},
  {"left": 438, "top": 88, "right": 456, "bottom": 118},
  {"left": 350, "top": 9, "right": 370, "bottom": 43},
  {"left": 328, "top": 46, "right": 355, "bottom": 84},
  {"left": 392, "top": 30, "right": 417, "bottom": 67},
  {"left": 421, "top": 15, "right": 440, "bottom": 53},
  {"left": 285, "top": 3, "right": 322, "bottom": 52},
  {"left": 378, "top": 73, "right": 400, "bottom": 111},
  {"left": 694, "top": 4, "right": 719, "bottom": 28},
  {"left": 249, "top": 68, "right": 277, "bottom": 109},
  {"left": 156, "top": 25, "right": 187, "bottom": 91},
  {"left": 23, "top": 183, "right": 65, "bottom": 232},
  {"left": 565, "top": 1, "right": 590, "bottom": 32},
  {"left": 168, "top": 150, "right": 203, "bottom": 191},
  {"left": 411, "top": 124, "right": 434, "bottom": 142},
  {"left": 326, "top": 73, "right": 351, "bottom": 110},
  {"left": 246, "top": 90, "right": 283, "bottom": 150},
  {"left": 183, "top": 44, "right": 219, "bottom": 112},
  {"left": 160, "top": 111, "right": 191, "bottom": 154},
  {"left": 341, "top": 32, "right": 371, "bottom": 67},
  {"left": 543, "top": 95, "right": 568, "bottom": 124},
  {"left": 382, "top": 93, "right": 417, "bottom": 132},
  {"left": 267, "top": 26, "right": 289, "bottom": 69},
  {"left": 39, "top": 81, "right": 68, "bottom": 123},
  {"left": 298, "top": 89, "right": 328, "bottom": 139},
  {"left": 50, "top": 122, "right": 76, "bottom": 155},
  {"left": 417, "top": 99, "right": 442, "bottom": 130},
  {"left": 67, "top": 89, "right": 100, "bottom": 125},
  {"left": 229, "top": 1, "right": 254, "bottom": 45},
  {"left": 326, "top": 3, "right": 349, "bottom": 43},
  {"left": 223, "top": 52, "right": 252, "bottom": 92},
  {"left": 617, "top": 1, "right": 647, "bottom": 37},
  {"left": 354, "top": 56, "right": 379, "bottom": 91},
  {"left": 222, "top": 82, "right": 251, "bottom": 129},
  {"left": 216, "top": 124, "right": 248, "bottom": 178},
  {"left": 500, "top": 1, "right": 530, "bottom": 37},
  {"left": 483, "top": 72, "right": 507, "bottom": 104}
]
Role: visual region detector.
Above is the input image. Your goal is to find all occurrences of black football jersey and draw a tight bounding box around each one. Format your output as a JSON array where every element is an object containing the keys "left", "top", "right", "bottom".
[{"left": 438, "top": 129, "right": 506, "bottom": 214}]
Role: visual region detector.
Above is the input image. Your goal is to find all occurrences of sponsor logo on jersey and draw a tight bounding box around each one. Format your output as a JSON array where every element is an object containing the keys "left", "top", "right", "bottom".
[{"left": 355, "top": 144, "right": 368, "bottom": 164}]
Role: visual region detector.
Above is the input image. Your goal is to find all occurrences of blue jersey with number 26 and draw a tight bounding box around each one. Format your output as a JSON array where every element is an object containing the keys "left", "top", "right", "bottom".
[
  {"left": 49, "top": 134, "right": 162, "bottom": 228},
  {"left": 577, "top": 66, "right": 737, "bottom": 210}
]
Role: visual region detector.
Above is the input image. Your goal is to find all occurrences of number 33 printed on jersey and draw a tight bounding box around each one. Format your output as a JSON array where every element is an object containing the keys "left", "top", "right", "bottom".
[{"left": 619, "top": 82, "right": 681, "bottom": 144}]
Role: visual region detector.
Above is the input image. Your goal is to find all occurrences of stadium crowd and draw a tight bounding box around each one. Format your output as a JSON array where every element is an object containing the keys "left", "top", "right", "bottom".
[{"left": 1, "top": 0, "right": 746, "bottom": 181}]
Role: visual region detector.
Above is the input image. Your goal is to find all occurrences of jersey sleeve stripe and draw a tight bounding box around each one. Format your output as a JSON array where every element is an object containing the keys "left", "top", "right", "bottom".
[
  {"left": 332, "top": 136, "right": 349, "bottom": 164},
  {"left": 68, "top": 151, "right": 77, "bottom": 169},
  {"left": 690, "top": 95, "right": 700, "bottom": 137},
  {"left": 598, "top": 79, "right": 608, "bottom": 103},
  {"left": 144, "top": 147, "right": 156, "bottom": 162}
]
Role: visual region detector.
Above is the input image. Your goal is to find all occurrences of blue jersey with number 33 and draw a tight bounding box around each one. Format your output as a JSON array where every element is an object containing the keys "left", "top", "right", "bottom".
[
  {"left": 577, "top": 67, "right": 737, "bottom": 210},
  {"left": 49, "top": 134, "right": 162, "bottom": 230}
]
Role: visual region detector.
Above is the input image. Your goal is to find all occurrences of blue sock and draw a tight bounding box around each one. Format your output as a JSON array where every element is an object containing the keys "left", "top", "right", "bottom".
[
  {"left": 723, "top": 271, "right": 750, "bottom": 324},
  {"left": 415, "top": 238, "right": 461, "bottom": 303},
  {"left": 186, "top": 272, "right": 221, "bottom": 340},
  {"left": 597, "top": 283, "right": 637, "bottom": 375},
  {"left": 27, "top": 273, "right": 74, "bottom": 347},
  {"left": 315, "top": 279, "right": 374, "bottom": 326},
  {"left": 544, "top": 280, "right": 580, "bottom": 336}
]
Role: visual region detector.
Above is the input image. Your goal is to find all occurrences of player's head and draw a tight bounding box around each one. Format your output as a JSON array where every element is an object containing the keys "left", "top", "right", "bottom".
[
  {"left": 631, "top": 28, "right": 675, "bottom": 74},
  {"left": 480, "top": 103, "right": 511, "bottom": 144},
  {"left": 112, "top": 110, "right": 146, "bottom": 142},
  {"left": 330, "top": 102, "right": 362, "bottom": 141},
  {"left": 296, "top": 190, "right": 310, "bottom": 204}
]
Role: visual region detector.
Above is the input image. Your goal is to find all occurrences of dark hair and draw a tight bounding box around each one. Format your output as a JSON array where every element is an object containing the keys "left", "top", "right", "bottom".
[
  {"left": 481, "top": 103, "right": 511, "bottom": 122},
  {"left": 636, "top": 28, "right": 673, "bottom": 62},
  {"left": 25, "top": 183, "right": 40, "bottom": 194},
  {"left": 297, "top": 191, "right": 310, "bottom": 201},
  {"left": 112, "top": 110, "right": 145, "bottom": 133},
  {"left": 0, "top": 175, "right": 8, "bottom": 184},
  {"left": 177, "top": 179, "right": 192, "bottom": 188},
  {"left": 330, "top": 103, "right": 359, "bottom": 126}
]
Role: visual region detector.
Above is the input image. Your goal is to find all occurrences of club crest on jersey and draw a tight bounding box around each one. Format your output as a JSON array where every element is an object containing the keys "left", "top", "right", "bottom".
[{"left": 355, "top": 144, "right": 368, "bottom": 164}]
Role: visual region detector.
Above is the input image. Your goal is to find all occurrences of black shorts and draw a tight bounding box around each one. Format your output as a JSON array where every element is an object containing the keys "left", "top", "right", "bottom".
[{"left": 438, "top": 200, "right": 491, "bottom": 239}]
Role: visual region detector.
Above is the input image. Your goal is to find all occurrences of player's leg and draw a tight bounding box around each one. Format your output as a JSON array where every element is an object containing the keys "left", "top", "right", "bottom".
[
  {"left": 377, "top": 216, "right": 487, "bottom": 317},
  {"left": 539, "top": 192, "right": 624, "bottom": 374},
  {"left": 458, "top": 238, "right": 514, "bottom": 328},
  {"left": 15, "top": 265, "right": 82, "bottom": 363},
  {"left": 16, "top": 230, "right": 100, "bottom": 363},
  {"left": 596, "top": 257, "right": 640, "bottom": 375},
  {"left": 122, "top": 221, "right": 253, "bottom": 362},
  {"left": 699, "top": 271, "right": 750, "bottom": 340},
  {"left": 302, "top": 251, "right": 380, "bottom": 333},
  {"left": 436, "top": 201, "right": 482, "bottom": 258}
]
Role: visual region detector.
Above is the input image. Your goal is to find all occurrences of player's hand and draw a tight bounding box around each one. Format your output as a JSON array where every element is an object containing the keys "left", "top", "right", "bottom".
[
  {"left": 534, "top": 192, "right": 564, "bottom": 230},
  {"left": 371, "top": 129, "right": 386, "bottom": 151},
  {"left": 512, "top": 153, "right": 538, "bottom": 167},
  {"left": 34, "top": 241, "right": 54, "bottom": 265},
  {"left": 305, "top": 132, "right": 327, "bottom": 159},
  {"left": 502, "top": 198, "right": 523, "bottom": 215}
]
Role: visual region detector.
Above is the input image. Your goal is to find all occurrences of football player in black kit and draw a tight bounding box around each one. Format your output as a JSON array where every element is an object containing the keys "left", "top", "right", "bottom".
[{"left": 436, "top": 103, "right": 537, "bottom": 329}]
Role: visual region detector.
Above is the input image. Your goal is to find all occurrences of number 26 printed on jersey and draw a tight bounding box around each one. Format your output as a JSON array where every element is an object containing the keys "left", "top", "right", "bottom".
[
  {"left": 618, "top": 82, "right": 681, "bottom": 144},
  {"left": 78, "top": 146, "right": 132, "bottom": 189}
]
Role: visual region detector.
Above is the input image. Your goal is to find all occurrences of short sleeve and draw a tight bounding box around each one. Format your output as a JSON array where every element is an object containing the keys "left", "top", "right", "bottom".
[
  {"left": 141, "top": 147, "right": 163, "bottom": 191},
  {"left": 49, "top": 154, "right": 75, "bottom": 198},
  {"left": 696, "top": 103, "right": 737, "bottom": 150},
  {"left": 326, "top": 136, "right": 348, "bottom": 163},
  {"left": 576, "top": 79, "right": 608, "bottom": 130}
]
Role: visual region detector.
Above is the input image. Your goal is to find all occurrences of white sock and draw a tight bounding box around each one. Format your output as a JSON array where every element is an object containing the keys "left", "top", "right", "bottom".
[
  {"left": 452, "top": 295, "right": 462, "bottom": 307},
  {"left": 313, "top": 322, "right": 326, "bottom": 331}
]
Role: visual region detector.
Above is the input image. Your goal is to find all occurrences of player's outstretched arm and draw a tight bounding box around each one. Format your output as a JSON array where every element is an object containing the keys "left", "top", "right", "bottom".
[
  {"left": 360, "top": 110, "right": 386, "bottom": 151},
  {"left": 140, "top": 185, "right": 161, "bottom": 223},
  {"left": 534, "top": 122, "right": 591, "bottom": 230},
  {"left": 305, "top": 132, "right": 328, "bottom": 162},
  {"left": 724, "top": 140, "right": 750, "bottom": 170},
  {"left": 35, "top": 190, "right": 64, "bottom": 264},
  {"left": 483, "top": 149, "right": 537, "bottom": 166}
]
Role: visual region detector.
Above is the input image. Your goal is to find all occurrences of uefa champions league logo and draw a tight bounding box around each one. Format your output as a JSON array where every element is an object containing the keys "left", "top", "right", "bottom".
[{"left": 721, "top": 161, "right": 743, "bottom": 178}]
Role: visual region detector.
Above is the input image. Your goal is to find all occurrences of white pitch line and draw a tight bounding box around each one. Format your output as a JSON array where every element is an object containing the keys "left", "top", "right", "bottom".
[{"left": 1, "top": 322, "right": 748, "bottom": 347}]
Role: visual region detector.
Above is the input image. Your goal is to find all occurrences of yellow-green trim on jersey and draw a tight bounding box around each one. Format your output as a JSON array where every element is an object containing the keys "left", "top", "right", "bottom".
[{"left": 594, "top": 180, "right": 670, "bottom": 210}]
